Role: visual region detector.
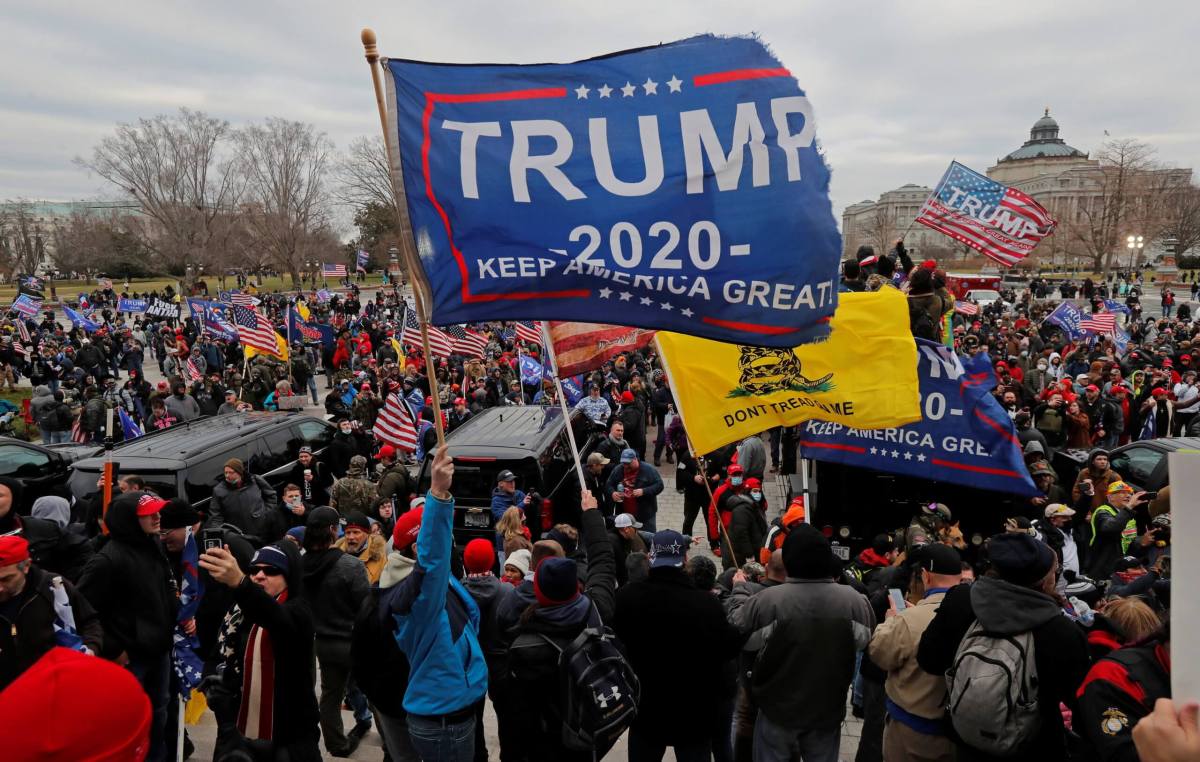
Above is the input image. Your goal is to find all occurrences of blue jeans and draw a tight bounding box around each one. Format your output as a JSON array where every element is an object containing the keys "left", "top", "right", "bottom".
[
  {"left": 408, "top": 711, "right": 476, "bottom": 762},
  {"left": 128, "top": 652, "right": 171, "bottom": 762},
  {"left": 307, "top": 376, "right": 319, "bottom": 404},
  {"left": 753, "top": 713, "right": 840, "bottom": 762}
]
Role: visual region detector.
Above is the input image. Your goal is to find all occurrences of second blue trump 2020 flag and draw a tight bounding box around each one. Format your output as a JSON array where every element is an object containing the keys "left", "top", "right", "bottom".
[
  {"left": 797, "top": 340, "right": 1038, "bottom": 497},
  {"left": 383, "top": 35, "right": 841, "bottom": 347}
]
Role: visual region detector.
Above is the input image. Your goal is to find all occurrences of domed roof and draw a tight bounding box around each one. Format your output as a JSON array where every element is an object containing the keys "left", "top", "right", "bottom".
[{"left": 999, "top": 109, "right": 1086, "bottom": 163}]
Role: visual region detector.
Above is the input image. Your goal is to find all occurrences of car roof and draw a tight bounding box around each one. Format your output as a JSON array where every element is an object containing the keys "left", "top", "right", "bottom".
[
  {"left": 443, "top": 406, "right": 571, "bottom": 456},
  {"left": 72, "top": 412, "right": 315, "bottom": 470},
  {"left": 1119, "top": 437, "right": 1200, "bottom": 453}
]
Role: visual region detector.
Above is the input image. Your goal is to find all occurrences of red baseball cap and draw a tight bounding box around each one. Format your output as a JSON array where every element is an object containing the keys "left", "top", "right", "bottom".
[
  {"left": 1164, "top": 359, "right": 1173, "bottom": 366},
  {"left": 0, "top": 535, "right": 30, "bottom": 566},
  {"left": 1152, "top": 387, "right": 1168, "bottom": 398},
  {"left": 136, "top": 495, "right": 167, "bottom": 517},
  {"left": 1085, "top": 384, "right": 1099, "bottom": 393},
  {"left": 377, "top": 444, "right": 396, "bottom": 460}
]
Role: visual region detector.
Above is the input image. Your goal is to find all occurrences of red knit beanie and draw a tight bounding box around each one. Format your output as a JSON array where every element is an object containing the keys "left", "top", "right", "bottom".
[
  {"left": 0, "top": 648, "right": 151, "bottom": 760},
  {"left": 463, "top": 538, "right": 496, "bottom": 574}
]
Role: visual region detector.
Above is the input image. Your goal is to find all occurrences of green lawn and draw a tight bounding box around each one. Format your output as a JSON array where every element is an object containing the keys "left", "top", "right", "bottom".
[
  {"left": 0, "top": 387, "right": 34, "bottom": 441},
  {"left": 0, "top": 275, "right": 344, "bottom": 302}
]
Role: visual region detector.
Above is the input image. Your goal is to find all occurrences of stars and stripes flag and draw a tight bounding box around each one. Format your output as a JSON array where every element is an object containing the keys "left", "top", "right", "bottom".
[
  {"left": 375, "top": 392, "right": 419, "bottom": 452},
  {"left": 444, "top": 324, "right": 489, "bottom": 358},
  {"left": 229, "top": 291, "right": 259, "bottom": 307},
  {"left": 356, "top": 250, "right": 369, "bottom": 273},
  {"left": 51, "top": 576, "right": 89, "bottom": 654},
  {"left": 185, "top": 357, "right": 203, "bottom": 382},
  {"left": 97, "top": 277, "right": 113, "bottom": 290},
  {"left": 322, "top": 263, "right": 347, "bottom": 278},
  {"left": 546, "top": 321, "right": 658, "bottom": 377},
  {"left": 13, "top": 319, "right": 31, "bottom": 358},
  {"left": 400, "top": 304, "right": 453, "bottom": 358},
  {"left": 954, "top": 301, "right": 980, "bottom": 316},
  {"left": 915, "top": 161, "right": 1057, "bottom": 267},
  {"left": 172, "top": 529, "right": 205, "bottom": 693},
  {"left": 512, "top": 321, "right": 541, "bottom": 346},
  {"left": 1080, "top": 313, "right": 1118, "bottom": 335},
  {"left": 231, "top": 304, "right": 281, "bottom": 354}
]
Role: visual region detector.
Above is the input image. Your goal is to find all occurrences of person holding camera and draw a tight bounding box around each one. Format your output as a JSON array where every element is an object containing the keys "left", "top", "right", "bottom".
[{"left": 1086, "top": 481, "right": 1146, "bottom": 580}]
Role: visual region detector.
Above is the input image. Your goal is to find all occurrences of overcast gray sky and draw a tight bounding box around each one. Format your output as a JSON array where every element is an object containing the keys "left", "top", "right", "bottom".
[{"left": 3, "top": 0, "right": 1198, "bottom": 225}]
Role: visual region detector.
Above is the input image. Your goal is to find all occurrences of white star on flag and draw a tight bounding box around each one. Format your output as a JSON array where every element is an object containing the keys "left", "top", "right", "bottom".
[
  {"left": 870, "top": 447, "right": 878, "bottom": 455},
  {"left": 598, "top": 84, "right": 612, "bottom": 98},
  {"left": 621, "top": 82, "right": 636, "bottom": 97},
  {"left": 660, "top": 302, "right": 673, "bottom": 311},
  {"left": 681, "top": 308, "right": 694, "bottom": 317},
  {"left": 619, "top": 291, "right": 632, "bottom": 301},
  {"left": 642, "top": 77, "right": 658, "bottom": 95},
  {"left": 917, "top": 454, "right": 927, "bottom": 462},
  {"left": 891, "top": 450, "right": 900, "bottom": 458},
  {"left": 574, "top": 84, "right": 589, "bottom": 99},
  {"left": 666, "top": 75, "right": 682, "bottom": 93},
  {"left": 598, "top": 287, "right": 612, "bottom": 299},
  {"left": 639, "top": 296, "right": 653, "bottom": 306}
]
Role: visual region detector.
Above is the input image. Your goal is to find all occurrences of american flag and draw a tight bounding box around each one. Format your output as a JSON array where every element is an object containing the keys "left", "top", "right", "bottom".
[
  {"left": 185, "top": 357, "right": 203, "bottom": 382},
  {"left": 400, "top": 304, "right": 453, "bottom": 358},
  {"left": 954, "top": 301, "right": 980, "bottom": 316},
  {"left": 231, "top": 304, "right": 280, "bottom": 354},
  {"left": 356, "top": 250, "right": 369, "bottom": 273},
  {"left": 322, "top": 263, "right": 347, "bottom": 278},
  {"left": 13, "top": 319, "right": 31, "bottom": 357},
  {"left": 445, "top": 324, "right": 488, "bottom": 358},
  {"left": 374, "top": 392, "right": 419, "bottom": 452},
  {"left": 512, "top": 321, "right": 542, "bottom": 346},
  {"left": 915, "top": 161, "right": 1057, "bottom": 267},
  {"left": 1080, "top": 313, "right": 1117, "bottom": 335},
  {"left": 546, "top": 321, "right": 657, "bottom": 376},
  {"left": 230, "top": 292, "right": 259, "bottom": 307}
]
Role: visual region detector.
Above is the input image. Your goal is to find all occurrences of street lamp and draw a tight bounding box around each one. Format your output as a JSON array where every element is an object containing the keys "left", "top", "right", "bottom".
[{"left": 1127, "top": 235, "right": 1144, "bottom": 272}]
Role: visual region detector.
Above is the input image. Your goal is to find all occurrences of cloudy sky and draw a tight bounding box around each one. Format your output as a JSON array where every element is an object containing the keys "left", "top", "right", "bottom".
[{"left": 3, "top": 0, "right": 1198, "bottom": 228}]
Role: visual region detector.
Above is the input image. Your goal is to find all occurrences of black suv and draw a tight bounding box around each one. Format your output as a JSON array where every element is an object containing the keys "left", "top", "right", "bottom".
[
  {"left": 417, "top": 406, "right": 598, "bottom": 546},
  {"left": 0, "top": 437, "right": 100, "bottom": 505},
  {"left": 68, "top": 413, "right": 337, "bottom": 509}
]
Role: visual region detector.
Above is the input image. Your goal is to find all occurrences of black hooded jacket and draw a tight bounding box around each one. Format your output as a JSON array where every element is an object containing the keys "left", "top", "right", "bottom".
[
  {"left": 301, "top": 547, "right": 369, "bottom": 641},
  {"left": 917, "top": 576, "right": 1091, "bottom": 762},
  {"left": 76, "top": 491, "right": 177, "bottom": 660},
  {"left": 222, "top": 541, "right": 321, "bottom": 756}
]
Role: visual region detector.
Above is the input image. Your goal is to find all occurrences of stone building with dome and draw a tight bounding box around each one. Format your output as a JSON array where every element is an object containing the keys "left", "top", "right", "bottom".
[{"left": 987, "top": 109, "right": 1096, "bottom": 184}]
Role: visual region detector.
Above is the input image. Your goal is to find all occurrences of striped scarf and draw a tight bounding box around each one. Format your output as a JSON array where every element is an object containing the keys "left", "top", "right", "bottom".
[{"left": 236, "top": 590, "right": 287, "bottom": 740}]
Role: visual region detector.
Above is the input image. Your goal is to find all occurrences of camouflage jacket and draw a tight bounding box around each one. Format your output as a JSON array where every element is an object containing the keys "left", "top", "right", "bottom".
[{"left": 331, "top": 475, "right": 376, "bottom": 515}]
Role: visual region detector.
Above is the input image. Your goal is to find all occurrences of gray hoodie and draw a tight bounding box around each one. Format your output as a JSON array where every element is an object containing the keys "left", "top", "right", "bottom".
[
  {"left": 30, "top": 385, "right": 54, "bottom": 422},
  {"left": 32, "top": 496, "right": 71, "bottom": 529},
  {"left": 968, "top": 575, "right": 1062, "bottom": 634}
]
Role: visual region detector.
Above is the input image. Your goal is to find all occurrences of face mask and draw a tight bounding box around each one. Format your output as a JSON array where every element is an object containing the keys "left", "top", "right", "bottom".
[
  {"left": 751, "top": 490, "right": 762, "bottom": 501},
  {"left": 340, "top": 426, "right": 352, "bottom": 435},
  {"left": 1037, "top": 363, "right": 1047, "bottom": 371},
  {"left": 731, "top": 477, "right": 743, "bottom": 486}
]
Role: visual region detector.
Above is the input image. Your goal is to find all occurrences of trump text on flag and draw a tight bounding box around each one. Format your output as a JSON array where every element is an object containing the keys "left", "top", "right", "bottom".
[{"left": 385, "top": 35, "right": 842, "bottom": 347}]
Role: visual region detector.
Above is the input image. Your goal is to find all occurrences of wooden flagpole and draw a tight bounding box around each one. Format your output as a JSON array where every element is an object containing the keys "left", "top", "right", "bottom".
[
  {"left": 653, "top": 337, "right": 740, "bottom": 567},
  {"left": 362, "top": 28, "right": 446, "bottom": 446},
  {"left": 540, "top": 322, "right": 588, "bottom": 490}
]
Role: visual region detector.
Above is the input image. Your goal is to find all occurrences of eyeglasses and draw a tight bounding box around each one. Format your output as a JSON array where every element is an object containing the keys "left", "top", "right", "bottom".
[{"left": 251, "top": 566, "right": 284, "bottom": 577}]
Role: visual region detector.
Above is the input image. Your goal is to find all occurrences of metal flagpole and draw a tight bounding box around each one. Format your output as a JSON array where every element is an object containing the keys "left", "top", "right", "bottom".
[
  {"left": 362, "top": 28, "right": 446, "bottom": 446},
  {"left": 540, "top": 322, "right": 587, "bottom": 490},
  {"left": 653, "top": 337, "right": 740, "bottom": 567}
]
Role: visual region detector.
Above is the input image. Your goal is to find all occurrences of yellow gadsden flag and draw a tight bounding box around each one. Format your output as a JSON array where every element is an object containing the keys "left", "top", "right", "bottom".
[{"left": 657, "top": 289, "right": 921, "bottom": 454}]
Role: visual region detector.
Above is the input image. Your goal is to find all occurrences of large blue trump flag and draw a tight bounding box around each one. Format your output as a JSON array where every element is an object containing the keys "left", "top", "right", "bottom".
[
  {"left": 797, "top": 340, "right": 1038, "bottom": 497},
  {"left": 384, "top": 35, "right": 841, "bottom": 347}
]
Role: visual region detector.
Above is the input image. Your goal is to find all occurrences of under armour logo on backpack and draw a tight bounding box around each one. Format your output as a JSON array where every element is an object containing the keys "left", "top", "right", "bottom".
[{"left": 594, "top": 686, "right": 622, "bottom": 709}]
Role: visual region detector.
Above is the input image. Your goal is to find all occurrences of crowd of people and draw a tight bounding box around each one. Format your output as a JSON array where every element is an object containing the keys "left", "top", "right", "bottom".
[{"left": 0, "top": 252, "right": 1194, "bottom": 762}]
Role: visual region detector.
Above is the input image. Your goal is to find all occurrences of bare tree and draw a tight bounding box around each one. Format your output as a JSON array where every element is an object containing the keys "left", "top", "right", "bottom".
[
  {"left": 863, "top": 206, "right": 897, "bottom": 255},
  {"left": 49, "top": 210, "right": 155, "bottom": 278},
  {"left": 0, "top": 200, "right": 49, "bottom": 279},
  {"left": 76, "top": 108, "right": 243, "bottom": 281},
  {"left": 236, "top": 118, "right": 334, "bottom": 289},
  {"left": 1161, "top": 183, "right": 1200, "bottom": 258},
  {"left": 333, "top": 136, "right": 399, "bottom": 220},
  {"left": 1065, "top": 138, "right": 1169, "bottom": 275}
]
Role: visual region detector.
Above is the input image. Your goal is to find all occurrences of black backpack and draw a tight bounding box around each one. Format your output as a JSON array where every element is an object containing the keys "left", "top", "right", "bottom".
[
  {"left": 509, "top": 623, "right": 640, "bottom": 754},
  {"left": 909, "top": 296, "right": 943, "bottom": 341}
]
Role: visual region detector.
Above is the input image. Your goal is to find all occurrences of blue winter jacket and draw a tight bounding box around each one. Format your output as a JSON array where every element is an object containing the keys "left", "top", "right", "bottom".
[
  {"left": 388, "top": 491, "right": 488, "bottom": 715},
  {"left": 490, "top": 487, "right": 527, "bottom": 524}
]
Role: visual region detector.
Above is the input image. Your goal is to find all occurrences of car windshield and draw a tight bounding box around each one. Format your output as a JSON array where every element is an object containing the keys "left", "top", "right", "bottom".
[{"left": 968, "top": 290, "right": 1001, "bottom": 300}]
